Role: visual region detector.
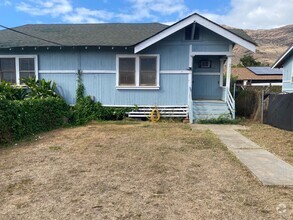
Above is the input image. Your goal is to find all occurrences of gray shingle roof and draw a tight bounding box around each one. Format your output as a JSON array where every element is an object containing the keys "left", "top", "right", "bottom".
[
  {"left": 0, "top": 22, "right": 255, "bottom": 49},
  {"left": 0, "top": 23, "right": 168, "bottom": 48},
  {"left": 228, "top": 29, "right": 256, "bottom": 45}
]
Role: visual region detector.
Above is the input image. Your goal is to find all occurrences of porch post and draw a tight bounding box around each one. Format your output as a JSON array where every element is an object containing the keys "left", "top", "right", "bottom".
[
  {"left": 226, "top": 55, "right": 232, "bottom": 90},
  {"left": 219, "top": 58, "right": 225, "bottom": 86}
]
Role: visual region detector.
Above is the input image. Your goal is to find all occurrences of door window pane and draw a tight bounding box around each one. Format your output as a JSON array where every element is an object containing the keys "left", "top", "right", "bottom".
[
  {"left": 0, "top": 58, "right": 16, "bottom": 83},
  {"left": 139, "top": 57, "right": 156, "bottom": 86},
  {"left": 119, "top": 58, "right": 135, "bottom": 85}
]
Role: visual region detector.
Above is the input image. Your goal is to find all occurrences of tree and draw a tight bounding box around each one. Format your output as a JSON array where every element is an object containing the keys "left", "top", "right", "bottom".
[{"left": 239, "top": 54, "right": 262, "bottom": 67}]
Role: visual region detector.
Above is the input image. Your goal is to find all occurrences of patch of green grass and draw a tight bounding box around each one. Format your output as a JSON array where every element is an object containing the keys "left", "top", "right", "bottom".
[
  {"left": 288, "top": 151, "right": 293, "bottom": 157},
  {"left": 49, "top": 146, "right": 62, "bottom": 151},
  {"left": 198, "top": 114, "right": 242, "bottom": 124}
]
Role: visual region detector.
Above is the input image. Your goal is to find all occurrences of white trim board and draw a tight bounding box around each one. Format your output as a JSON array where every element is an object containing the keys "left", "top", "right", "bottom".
[
  {"left": 39, "top": 70, "right": 116, "bottom": 74},
  {"left": 160, "top": 70, "right": 191, "bottom": 74},
  {"left": 134, "top": 13, "right": 256, "bottom": 53},
  {"left": 193, "top": 72, "right": 221, "bottom": 75},
  {"left": 102, "top": 104, "right": 188, "bottom": 107},
  {"left": 191, "top": 52, "right": 233, "bottom": 56}
]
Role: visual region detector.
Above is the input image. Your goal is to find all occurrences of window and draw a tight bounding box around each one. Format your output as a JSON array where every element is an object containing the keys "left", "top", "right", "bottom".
[
  {"left": 117, "top": 55, "right": 159, "bottom": 89},
  {"left": 185, "top": 24, "right": 199, "bottom": 41},
  {"left": 0, "top": 55, "right": 37, "bottom": 85}
]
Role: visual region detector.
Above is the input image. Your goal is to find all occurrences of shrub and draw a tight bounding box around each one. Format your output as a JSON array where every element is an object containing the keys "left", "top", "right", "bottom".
[
  {"left": 21, "top": 77, "right": 59, "bottom": 98},
  {"left": 70, "top": 71, "right": 130, "bottom": 125},
  {"left": 0, "top": 97, "right": 68, "bottom": 144},
  {"left": 0, "top": 81, "right": 29, "bottom": 100}
]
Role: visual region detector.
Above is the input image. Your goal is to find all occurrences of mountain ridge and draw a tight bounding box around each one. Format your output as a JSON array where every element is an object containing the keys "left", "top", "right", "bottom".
[{"left": 231, "top": 24, "right": 293, "bottom": 66}]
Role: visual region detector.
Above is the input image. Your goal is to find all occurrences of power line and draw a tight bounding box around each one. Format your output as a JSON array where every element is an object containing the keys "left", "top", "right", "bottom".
[{"left": 0, "top": 24, "right": 63, "bottom": 46}]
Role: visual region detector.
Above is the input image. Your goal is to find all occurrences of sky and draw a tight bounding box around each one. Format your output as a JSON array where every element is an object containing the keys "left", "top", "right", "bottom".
[{"left": 0, "top": 0, "right": 292, "bottom": 29}]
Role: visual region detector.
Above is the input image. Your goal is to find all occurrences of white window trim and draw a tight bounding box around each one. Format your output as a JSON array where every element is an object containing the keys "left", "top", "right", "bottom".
[
  {"left": 0, "top": 55, "right": 38, "bottom": 85},
  {"left": 116, "top": 54, "right": 160, "bottom": 89}
]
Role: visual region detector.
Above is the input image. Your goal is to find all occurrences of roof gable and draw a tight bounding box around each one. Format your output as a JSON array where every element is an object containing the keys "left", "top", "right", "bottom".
[
  {"left": 134, "top": 13, "right": 257, "bottom": 53},
  {"left": 272, "top": 45, "right": 293, "bottom": 68}
]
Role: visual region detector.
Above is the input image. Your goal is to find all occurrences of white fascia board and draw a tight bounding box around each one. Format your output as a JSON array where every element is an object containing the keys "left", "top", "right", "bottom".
[
  {"left": 134, "top": 15, "right": 196, "bottom": 53},
  {"left": 272, "top": 46, "right": 293, "bottom": 69},
  {"left": 194, "top": 16, "right": 256, "bottom": 52},
  {"left": 134, "top": 14, "right": 256, "bottom": 53}
]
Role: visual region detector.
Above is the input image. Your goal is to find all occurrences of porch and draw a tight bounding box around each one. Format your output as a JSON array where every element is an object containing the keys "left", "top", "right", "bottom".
[{"left": 188, "top": 53, "right": 235, "bottom": 123}]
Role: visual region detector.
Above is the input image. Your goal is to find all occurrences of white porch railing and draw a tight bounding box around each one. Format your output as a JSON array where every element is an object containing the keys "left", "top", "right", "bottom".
[
  {"left": 188, "top": 86, "right": 193, "bottom": 123},
  {"left": 225, "top": 88, "right": 235, "bottom": 119}
]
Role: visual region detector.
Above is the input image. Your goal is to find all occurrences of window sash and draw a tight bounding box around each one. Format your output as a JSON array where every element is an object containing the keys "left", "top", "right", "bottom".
[
  {"left": 0, "top": 58, "right": 16, "bottom": 83},
  {"left": 139, "top": 57, "right": 157, "bottom": 86},
  {"left": 118, "top": 58, "right": 136, "bottom": 86}
]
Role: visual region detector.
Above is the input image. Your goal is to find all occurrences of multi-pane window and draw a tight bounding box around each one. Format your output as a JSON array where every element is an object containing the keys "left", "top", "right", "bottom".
[
  {"left": 0, "top": 56, "right": 37, "bottom": 85},
  {"left": 117, "top": 55, "right": 159, "bottom": 88}
]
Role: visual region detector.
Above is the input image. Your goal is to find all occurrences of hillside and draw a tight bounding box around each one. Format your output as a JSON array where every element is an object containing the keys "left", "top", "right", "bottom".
[{"left": 232, "top": 24, "right": 293, "bottom": 66}]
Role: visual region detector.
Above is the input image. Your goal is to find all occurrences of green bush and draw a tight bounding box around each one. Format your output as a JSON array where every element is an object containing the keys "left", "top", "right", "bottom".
[
  {"left": 0, "top": 97, "right": 68, "bottom": 144},
  {"left": 0, "top": 81, "right": 29, "bottom": 100},
  {"left": 70, "top": 71, "right": 130, "bottom": 125}
]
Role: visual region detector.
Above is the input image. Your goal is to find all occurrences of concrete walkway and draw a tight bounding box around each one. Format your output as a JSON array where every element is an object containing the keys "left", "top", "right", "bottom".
[{"left": 192, "top": 124, "right": 293, "bottom": 187}]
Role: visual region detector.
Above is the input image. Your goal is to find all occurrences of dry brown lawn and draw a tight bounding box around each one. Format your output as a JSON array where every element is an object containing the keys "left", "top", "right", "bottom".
[
  {"left": 240, "top": 122, "right": 293, "bottom": 166},
  {"left": 0, "top": 121, "right": 292, "bottom": 219}
]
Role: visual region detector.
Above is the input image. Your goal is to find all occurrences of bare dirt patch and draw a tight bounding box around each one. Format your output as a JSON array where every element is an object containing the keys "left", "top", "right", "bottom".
[
  {"left": 240, "top": 122, "right": 293, "bottom": 165},
  {"left": 0, "top": 121, "right": 292, "bottom": 219}
]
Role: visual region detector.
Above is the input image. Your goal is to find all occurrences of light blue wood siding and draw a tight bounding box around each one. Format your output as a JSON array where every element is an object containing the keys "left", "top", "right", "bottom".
[
  {"left": 83, "top": 73, "right": 188, "bottom": 105},
  {"left": 282, "top": 54, "right": 293, "bottom": 93},
  {"left": 40, "top": 73, "right": 77, "bottom": 104},
  {"left": 192, "top": 75, "right": 222, "bottom": 100}
]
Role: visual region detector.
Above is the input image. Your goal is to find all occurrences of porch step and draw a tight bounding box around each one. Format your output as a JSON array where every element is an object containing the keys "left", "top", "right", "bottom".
[
  {"left": 193, "top": 101, "right": 230, "bottom": 121},
  {"left": 128, "top": 106, "right": 188, "bottom": 118}
]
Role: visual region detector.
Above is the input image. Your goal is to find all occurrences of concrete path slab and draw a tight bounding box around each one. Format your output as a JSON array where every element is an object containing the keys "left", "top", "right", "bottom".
[{"left": 192, "top": 124, "right": 293, "bottom": 187}]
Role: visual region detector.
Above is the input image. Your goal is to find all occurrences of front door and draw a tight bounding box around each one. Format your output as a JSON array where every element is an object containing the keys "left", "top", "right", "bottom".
[{"left": 192, "top": 56, "right": 222, "bottom": 100}]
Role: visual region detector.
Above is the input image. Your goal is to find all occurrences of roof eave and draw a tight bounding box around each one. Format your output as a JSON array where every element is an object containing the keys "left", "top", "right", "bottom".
[{"left": 134, "top": 13, "right": 256, "bottom": 53}]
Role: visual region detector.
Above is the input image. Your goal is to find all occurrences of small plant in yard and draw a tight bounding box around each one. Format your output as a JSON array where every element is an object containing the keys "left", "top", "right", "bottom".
[
  {"left": 198, "top": 114, "right": 241, "bottom": 124},
  {"left": 70, "top": 70, "right": 131, "bottom": 125}
]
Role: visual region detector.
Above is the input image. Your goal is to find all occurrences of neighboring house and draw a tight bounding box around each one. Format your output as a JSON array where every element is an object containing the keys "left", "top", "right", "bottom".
[
  {"left": 232, "top": 66, "right": 282, "bottom": 86},
  {"left": 272, "top": 45, "right": 293, "bottom": 93},
  {"left": 0, "top": 13, "right": 256, "bottom": 122}
]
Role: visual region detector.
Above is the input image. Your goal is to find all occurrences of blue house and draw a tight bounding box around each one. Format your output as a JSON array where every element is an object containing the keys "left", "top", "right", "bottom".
[
  {"left": 272, "top": 45, "right": 293, "bottom": 93},
  {"left": 0, "top": 13, "right": 256, "bottom": 122}
]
